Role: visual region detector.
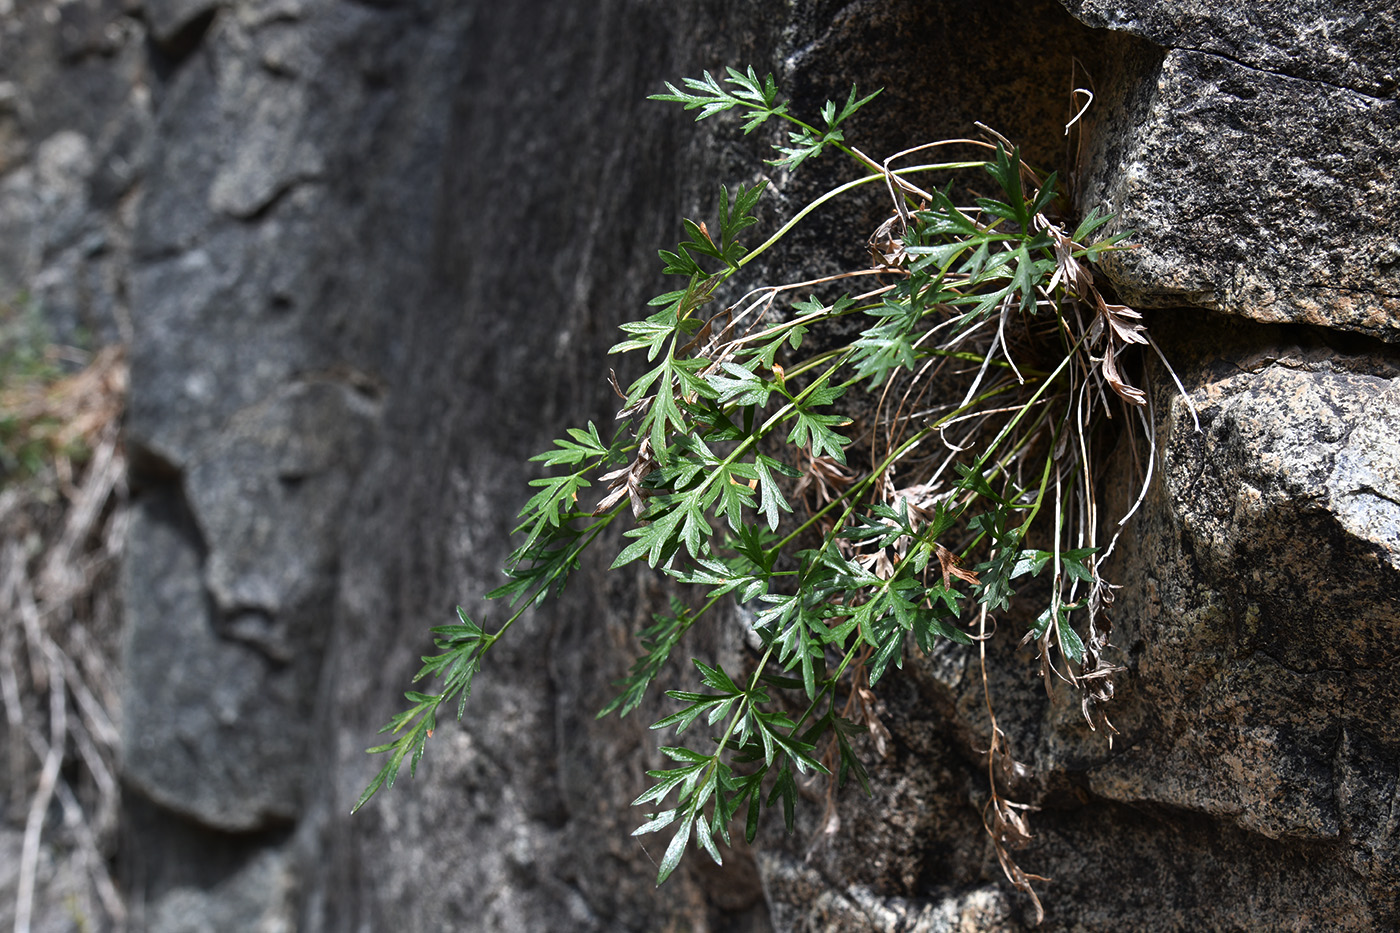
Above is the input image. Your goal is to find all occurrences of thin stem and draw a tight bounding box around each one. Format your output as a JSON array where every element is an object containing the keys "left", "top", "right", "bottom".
[{"left": 738, "top": 162, "right": 986, "bottom": 271}]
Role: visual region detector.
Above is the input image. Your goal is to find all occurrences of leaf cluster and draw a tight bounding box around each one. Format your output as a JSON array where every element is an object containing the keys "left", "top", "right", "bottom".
[
  {"left": 360, "top": 67, "right": 1163, "bottom": 910},
  {"left": 650, "top": 65, "right": 879, "bottom": 171}
]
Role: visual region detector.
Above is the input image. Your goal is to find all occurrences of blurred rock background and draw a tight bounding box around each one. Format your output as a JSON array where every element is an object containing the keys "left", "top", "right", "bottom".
[{"left": 0, "top": 0, "right": 1394, "bottom": 930}]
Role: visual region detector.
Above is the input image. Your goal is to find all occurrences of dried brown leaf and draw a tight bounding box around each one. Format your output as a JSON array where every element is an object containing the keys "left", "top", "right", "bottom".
[
  {"left": 595, "top": 437, "right": 656, "bottom": 518},
  {"left": 1100, "top": 341, "right": 1147, "bottom": 407},
  {"left": 934, "top": 543, "right": 980, "bottom": 589}
]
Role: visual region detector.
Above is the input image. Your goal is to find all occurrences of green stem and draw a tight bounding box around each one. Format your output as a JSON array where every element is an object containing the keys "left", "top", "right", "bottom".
[
  {"left": 484, "top": 513, "right": 618, "bottom": 650},
  {"left": 790, "top": 641, "right": 863, "bottom": 734},
  {"left": 738, "top": 162, "right": 986, "bottom": 271}
]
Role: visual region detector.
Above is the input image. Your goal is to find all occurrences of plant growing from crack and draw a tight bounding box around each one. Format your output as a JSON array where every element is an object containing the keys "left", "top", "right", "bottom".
[{"left": 357, "top": 66, "right": 1185, "bottom": 921}]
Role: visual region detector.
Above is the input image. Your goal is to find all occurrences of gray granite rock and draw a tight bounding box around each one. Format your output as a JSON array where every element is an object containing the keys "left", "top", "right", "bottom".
[
  {"left": 0, "top": 828, "right": 103, "bottom": 933},
  {"left": 1098, "top": 327, "right": 1400, "bottom": 909},
  {"left": 205, "top": 73, "right": 324, "bottom": 219},
  {"left": 1061, "top": 0, "right": 1400, "bottom": 97},
  {"left": 757, "top": 853, "right": 1015, "bottom": 933},
  {"left": 146, "top": 849, "right": 297, "bottom": 933},
  {"left": 145, "top": 0, "right": 222, "bottom": 50},
  {"left": 117, "top": 0, "right": 781, "bottom": 928},
  {"left": 1068, "top": 4, "right": 1400, "bottom": 341},
  {"left": 185, "top": 379, "right": 380, "bottom": 636},
  {"left": 0, "top": 0, "right": 147, "bottom": 346},
  {"left": 120, "top": 489, "right": 311, "bottom": 831}
]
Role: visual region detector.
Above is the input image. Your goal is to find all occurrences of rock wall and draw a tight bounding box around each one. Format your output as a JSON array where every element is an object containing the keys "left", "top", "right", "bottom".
[{"left": 0, "top": 0, "right": 1394, "bottom": 930}]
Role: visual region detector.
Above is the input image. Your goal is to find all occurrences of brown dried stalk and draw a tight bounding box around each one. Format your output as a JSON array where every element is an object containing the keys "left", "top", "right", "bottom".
[{"left": 2, "top": 344, "right": 128, "bottom": 933}]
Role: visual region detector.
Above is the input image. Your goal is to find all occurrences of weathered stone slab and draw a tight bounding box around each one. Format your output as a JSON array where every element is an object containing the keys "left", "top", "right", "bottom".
[
  {"left": 1076, "top": 46, "right": 1400, "bottom": 340},
  {"left": 120, "top": 490, "right": 310, "bottom": 831},
  {"left": 1086, "top": 332, "right": 1400, "bottom": 919},
  {"left": 1061, "top": 0, "right": 1399, "bottom": 97}
]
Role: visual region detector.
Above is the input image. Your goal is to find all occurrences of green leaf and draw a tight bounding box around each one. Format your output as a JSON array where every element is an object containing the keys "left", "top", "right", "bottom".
[
  {"left": 652, "top": 684, "right": 739, "bottom": 734},
  {"left": 707, "top": 361, "right": 774, "bottom": 407},
  {"left": 867, "top": 613, "right": 906, "bottom": 686},
  {"left": 1058, "top": 612, "right": 1085, "bottom": 664},
  {"left": 529, "top": 422, "right": 608, "bottom": 467},
  {"left": 744, "top": 777, "right": 763, "bottom": 843},
  {"left": 1072, "top": 206, "right": 1114, "bottom": 242},
  {"left": 695, "top": 817, "right": 723, "bottom": 866},
  {"left": 1008, "top": 244, "right": 1039, "bottom": 313},
  {"left": 521, "top": 472, "right": 590, "bottom": 527},
  {"left": 670, "top": 557, "right": 759, "bottom": 599},
  {"left": 693, "top": 659, "right": 743, "bottom": 695},
  {"left": 833, "top": 716, "right": 872, "bottom": 795},
  {"left": 767, "top": 765, "right": 798, "bottom": 833},
  {"left": 611, "top": 298, "right": 695, "bottom": 360},
  {"left": 1028, "top": 171, "right": 1060, "bottom": 219},
  {"left": 1031, "top": 601, "right": 1086, "bottom": 666},
  {"left": 355, "top": 607, "right": 489, "bottom": 813},
  {"left": 659, "top": 745, "right": 715, "bottom": 765},
  {"left": 710, "top": 462, "right": 757, "bottom": 532},
  {"left": 906, "top": 240, "right": 972, "bottom": 271},
  {"left": 787, "top": 407, "right": 851, "bottom": 464},
  {"left": 768, "top": 126, "right": 833, "bottom": 171},
  {"left": 649, "top": 66, "right": 788, "bottom": 134},
  {"left": 717, "top": 182, "right": 766, "bottom": 265},
  {"left": 659, "top": 247, "right": 705, "bottom": 277},
  {"left": 679, "top": 495, "right": 715, "bottom": 556},
  {"left": 493, "top": 528, "right": 588, "bottom": 607},
  {"left": 829, "top": 83, "right": 882, "bottom": 127},
  {"left": 681, "top": 218, "right": 723, "bottom": 262},
  {"left": 955, "top": 463, "right": 1008, "bottom": 505},
  {"left": 1011, "top": 549, "right": 1052, "bottom": 579},
  {"left": 851, "top": 318, "right": 919, "bottom": 385},
  {"left": 1061, "top": 547, "right": 1098, "bottom": 583},
  {"left": 1080, "top": 229, "right": 1135, "bottom": 262},
  {"left": 753, "top": 454, "right": 796, "bottom": 531},
  {"left": 773, "top": 612, "right": 823, "bottom": 700},
  {"left": 613, "top": 504, "right": 687, "bottom": 568},
  {"left": 632, "top": 807, "right": 681, "bottom": 836},
  {"left": 657, "top": 814, "right": 694, "bottom": 884},
  {"left": 916, "top": 190, "right": 981, "bottom": 238},
  {"left": 633, "top": 763, "right": 698, "bottom": 806},
  {"left": 625, "top": 358, "right": 688, "bottom": 458},
  {"left": 983, "top": 142, "right": 1029, "bottom": 229}
]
